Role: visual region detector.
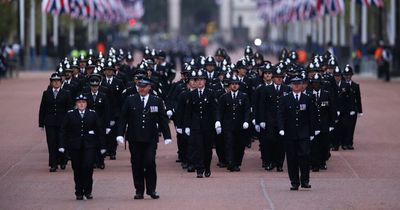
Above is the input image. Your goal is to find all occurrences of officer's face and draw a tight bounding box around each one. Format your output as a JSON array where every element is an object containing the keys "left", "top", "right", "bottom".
[
  {"left": 215, "top": 55, "right": 224, "bottom": 62},
  {"left": 76, "top": 100, "right": 87, "bottom": 111},
  {"left": 85, "top": 67, "right": 94, "bottom": 75},
  {"left": 188, "top": 79, "right": 197, "bottom": 89},
  {"left": 90, "top": 85, "right": 99, "bottom": 92},
  {"left": 263, "top": 72, "right": 273, "bottom": 81},
  {"left": 138, "top": 85, "right": 151, "bottom": 96},
  {"left": 334, "top": 75, "right": 342, "bottom": 82},
  {"left": 72, "top": 68, "right": 79, "bottom": 75},
  {"left": 273, "top": 76, "right": 283, "bottom": 85},
  {"left": 302, "top": 82, "right": 308, "bottom": 91},
  {"left": 291, "top": 82, "right": 303, "bottom": 93},
  {"left": 230, "top": 83, "right": 240, "bottom": 91},
  {"left": 344, "top": 75, "right": 352, "bottom": 81},
  {"left": 196, "top": 78, "right": 206, "bottom": 88},
  {"left": 307, "top": 71, "right": 316, "bottom": 79},
  {"left": 238, "top": 68, "right": 247, "bottom": 76},
  {"left": 205, "top": 65, "right": 214, "bottom": 72},
  {"left": 51, "top": 80, "right": 62, "bottom": 88},
  {"left": 65, "top": 72, "right": 72, "bottom": 79},
  {"left": 312, "top": 82, "right": 321, "bottom": 90},
  {"left": 104, "top": 69, "right": 113, "bottom": 77}
]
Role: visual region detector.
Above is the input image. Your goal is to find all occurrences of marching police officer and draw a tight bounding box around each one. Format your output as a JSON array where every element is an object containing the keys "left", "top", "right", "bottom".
[
  {"left": 219, "top": 75, "right": 251, "bottom": 171},
  {"left": 39, "top": 73, "right": 72, "bottom": 172},
  {"left": 116, "top": 78, "right": 172, "bottom": 200},
  {"left": 184, "top": 69, "right": 221, "bottom": 178},
  {"left": 277, "top": 76, "right": 316, "bottom": 190},
  {"left": 59, "top": 94, "right": 106, "bottom": 200}
]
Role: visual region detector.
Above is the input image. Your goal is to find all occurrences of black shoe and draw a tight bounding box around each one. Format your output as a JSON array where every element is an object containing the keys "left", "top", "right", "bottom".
[
  {"left": 76, "top": 195, "right": 84, "bottom": 200},
  {"left": 265, "top": 164, "right": 274, "bottom": 171},
  {"left": 187, "top": 166, "right": 195, "bottom": 173},
  {"left": 312, "top": 167, "right": 320, "bottom": 172},
  {"left": 99, "top": 164, "right": 105, "bottom": 170},
  {"left": 60, "top": 165, "right": 66, "bottom": 170},
  {"left": 110, "top": 155, "right": 116, "bottom": 160},
  {"left": 217, "top": 162, "right": 227, "bottom": 168},
  {"left": 181, "top": 163, "right": 188, "bottom": 169},
  {"left": 196, "top": 173, "right": 203, "bottom": 178},
  {"left": 262, "top": 162, "right": 267, "bottom": 168},
  {"left": 341, "top": 146, "right": 348, "bottom": 150},
  {"left": 347, "top": 145, "right": 354, "bottom": 150},
  {"left": 148, "top": 192, "right": 160, "bottom": 199},
  {"left": 331, "top": 147, "right": 339, "bottom": 151},
  {"left": 276, "top": 166, "right": 283, "bottom": 172},
  {"left": 84, "top": 194, "right": 93, "bottom": 199},
  {"left": 320, "top": 164, "right": 327, "bottom": 170},
  {"left": 176, "top": 159, "right": 182, "bottom": 163},
  {"left": 204, "top": 170, "right": 211, "bottom": 177},
  {"left": 301, "top": 183, "right": 312, "bottom": 188},
  {"left": 49, "top": 167, "right": 57, "bottom": 172},
  {"left": 290, "top": 185, "right": 299, "bottom": 191},
  {"left": 233, "top": 166, "right": 240, "bottom": 172},
  {"left": 246, "top": 143, "right": 252, "bottom": 148},
  {"left": 134, "top": 194, "right": 144, "bottom": 199}
]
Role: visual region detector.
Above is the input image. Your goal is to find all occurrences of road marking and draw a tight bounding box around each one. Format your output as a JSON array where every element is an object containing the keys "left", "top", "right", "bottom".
[
  {"left": 338, "top": 152, "right": 360, "bottom": 179},
  {"left": 260, "top": 178, "right": 275, "bottom": 210}
]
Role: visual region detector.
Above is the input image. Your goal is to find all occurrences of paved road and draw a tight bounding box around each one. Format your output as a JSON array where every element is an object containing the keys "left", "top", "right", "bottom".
[{"left": 0, "top": 72, "right": 399, "bottom": 210}]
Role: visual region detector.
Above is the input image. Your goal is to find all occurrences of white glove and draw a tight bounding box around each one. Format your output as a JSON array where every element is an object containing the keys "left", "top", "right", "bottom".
[
  {"left": 100, "top": 149, "right": 107, "bottom": 154},
  {"left": 110, "top": 121, "right": 116, "bottom": 126},
  {"left": 242, "top": 122, "right": 249, "bottom": 129},
  {"left": 185, "top": 128, "right": 191, "bottom": 136},
  {"left": 116, "top": 136, "right": 124, "bottom": 144},
  {"left": 337, "top": 111, "right": 341, "bottom": 116},
  {"left": 350, "top": 111, "right": 356, "bottom": 116},
  {"left": 58, "top": 148, "right": 65, "bottom": 153},
  {"left": 252, "top": 119, "right": 256, "bottom": 126},
  {"left": 329, "top": 127, "right": 334, "bottom": 132},
  {"left": 260, "top": 122, "right": 266, "bottom": 129},
  {"left": 216, "top": 127, "right": 222, "bottom": 135},
  {"left": 255, "top": 125, "right": 260, "bottom": 133},
  {"left": 358, "top": 113, "right": 363, "bottom": 117},
  {"left": 215, "top": 121, "right": 221, "bottom": 129},
  {"left": 279, "top": 130, "right": 285, "bottom": 136},
  {"left": 166, "top": 110, "right": 173, "bottom": 119},
  {"left": 310, "top": 136, "right": 314, "bottom": 141},
  {"left": 106, "top": 128, "right": 111, "bottom": 134},
  {"left": 176, "top": 128, "right": 183, "bottom": 134},
  {"left": 164, "top": 139, "right": 172, "bottom": 145},
  {"left": 315, "top": 130, "right": 321, "bottom": 136}
]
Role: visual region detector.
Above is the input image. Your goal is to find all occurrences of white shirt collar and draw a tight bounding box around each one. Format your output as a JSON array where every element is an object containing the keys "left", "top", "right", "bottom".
[
  {"left": 313, "top": 89, "right": 321, "bottom": 95},
  {"left": 92, "top": 91, "right": 98, "bottom": 95},
  {"left": 52, "top": 88, "right": 60, "bottom": 92},
  {"left": 198, "top": 87, "right": 205, "bottom": 92},
  {"left": 293, "top": 92, "right": 301, "bottom": 100}
]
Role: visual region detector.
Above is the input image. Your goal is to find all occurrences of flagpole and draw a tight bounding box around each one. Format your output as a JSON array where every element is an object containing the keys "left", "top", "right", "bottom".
[
  {"left": 332, "top": 15, "right": 338, "bottom": 46},
  {"left": 41, "top": 6, "right": 47, "bottom": 70},
  {"left": 53, "top": 14, "right": 59, "bottom": 50},
  {"left": 325, "top": 15, "right": 331, "bottom": 44},
  {"left": 361, "top": 3, "right": 368, "bottom": 45}
]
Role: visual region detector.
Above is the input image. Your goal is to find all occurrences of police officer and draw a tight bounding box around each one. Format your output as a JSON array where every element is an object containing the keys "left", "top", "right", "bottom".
[
  {"left": 184, "top": 69, "right": 221, "bottom": 178},
  {"left": 59, "top": 94, "right": 106, "bottom": 200},
  {"left": 39, "top": 73, "right": 72, "bottom": 172},
  {"left": 309, "top": 73, "right": 336, "bottom": 171},
  {"left": 219, "top": 75, "right": 251, "bottom": 171},
  {"left": 116, "top": 78, "right": 172, "bottom": 200},
  {"left": 277, "top": 76, "right": 316, "bottom": 190},
  {"left": 258, "top": 66, "right": 291, "bottom": 171},
  {"left": 84, "top": 76, "right": 111, "bottom": 169}
]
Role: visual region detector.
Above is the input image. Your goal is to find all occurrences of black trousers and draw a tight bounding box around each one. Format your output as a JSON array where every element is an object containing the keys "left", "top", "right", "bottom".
[
  {"left": 129, "top": 141, "right": 157, "bottom": 195},
  {"left": 106, "top": 126, "right": 118, "bottom": 156},
  {"left": 284, "top": 139, "right": 311, "bottom": 186},
  {"left": 69, "top": 148, "right": 96, "bottom": 196},
  {"left": 331, "top": 116, "right": 345, "bottom": 148},
  {"left": 224, "top": 129, "right": 246, "bottom": 167},
  {"left": 261, "top": 127, "right": 285, "bottom": 167},
  {"left": 343, "top": 115, "right": 357, "bottom": 146},
  {"left": 311, "top": 133, "right": 330, "bottom": 167},
  {"left": 176, "top": 133, "right": 188, "bottom": 163},
  {"left": 185, "top": 133, "right": 195, "bottom": 168},
  {"left": 191, "top": 129, "right": 214, "bottom": 173},
  {"left": 215, "top": 133, "right": 226, "bottom": 164},
  {"left": 45, "top": 126, "right": 66, "bottom": 167}
]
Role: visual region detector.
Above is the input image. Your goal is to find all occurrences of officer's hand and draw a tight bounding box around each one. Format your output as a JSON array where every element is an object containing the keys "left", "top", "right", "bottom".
[
  {"left": 215, "top": 121, "right": 221, "bottom": 129},
  {"left": 315, "top": 130, "right": 321, "bottom": 136},
  {"left": 310, "top": 136, "right": 314, "bottom": 141},
  {"left": 100, "top": 149, "right": 107, "bottom": 154},
  {"left": 166, "top": 110, "right": 173, "bottom": 119},
  {"left": 279, "top": 130, "right": 285, "bottom": 136},
  {"left": 329, "top": 127, "right": 334, "bottom": 132},
  {"left": 176, "top": 128, "right": 183, "bottom": 134},
  {"left": 164, "top": 139, "right": 172, "bottom": 145},
  {"left": 260, "top": 122, "right": 266, "bottom": 129},
  {"left": 252, "top": 119, "right": 256, "bottom": 125},
  {"left": 185, "top": 128, "right": 191, "bottom": 136},
  {"left": 106, "top": 128, "right": 111, "bottom": 134},
  {"left": 116, "top": 136, "right": 124, "bottom": 144},
  {"left": 110, "top": 121, "right": 116, "bottom": 126},
  {"left": 216, "top": 127, "right": 222, "bottom": 135},
  {"left": 358, "top": 113, "right": 363, "bottom": 117},
  {"left": 58, "top": 148, "right": 65, "bottom": 153},
  {"left": 255, "top": 125, "right": 261, "bottom": 133},
  {"left": 337, "top": 111, "right": 341, "bottom": 116},
  {"left": 350, "top": 111, "right": 356, "bottom": 116},
  {"left": 242, "top": 122, "right": 249, "bottom": 130}
]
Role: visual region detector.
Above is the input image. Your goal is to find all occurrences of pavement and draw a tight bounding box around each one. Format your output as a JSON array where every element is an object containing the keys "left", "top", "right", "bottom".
[{"left": 0, "top": 72, "right": 399, "bottom": 210}]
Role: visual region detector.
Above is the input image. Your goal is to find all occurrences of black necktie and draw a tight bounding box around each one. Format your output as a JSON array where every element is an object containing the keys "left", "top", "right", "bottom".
[
  {"left": 199, "top": 90, "right": 203, "bottom": 98},
  {"left": 93, "top": 93, "right": 97, "bottom": 101},
  {"left": 108, "top": 79, "right": 111, "bottom": 85},
  {"left": 80, "top": 112, "right": 84, "bottom": 118},
  {"left": 233, "top": 93, "right": 236, "bottom": 100},
  {"left": 295, "top": 94, "right": 299, "bottom": 101},
  {"left": 53, "top": 89, "right": 58, "bottom": 99},
  {"left": 141, "top": 97, "right": 145, "bottom": 108}
]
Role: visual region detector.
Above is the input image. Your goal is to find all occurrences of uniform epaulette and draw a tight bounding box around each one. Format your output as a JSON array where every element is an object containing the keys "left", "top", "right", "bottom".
[
  {"left": 89, "top": 109, "right": 96, "bottom": 112},
  {"left": 68, "top": 109, "right": 74, "bottom": 113}
]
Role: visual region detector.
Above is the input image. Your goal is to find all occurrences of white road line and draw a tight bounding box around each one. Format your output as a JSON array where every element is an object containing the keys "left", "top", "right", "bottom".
[
  {"left": 338, "top": 153, "right": 361, "bottom": 179},
  {"left": 260, "top": 178, "right": 275, "bottom": 210}
]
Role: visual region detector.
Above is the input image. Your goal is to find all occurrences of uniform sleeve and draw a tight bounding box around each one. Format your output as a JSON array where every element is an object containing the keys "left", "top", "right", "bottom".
[
  {"left": 38, "top": 91, "right": 46, "bottom": 127},
  {"left": 158, "top": 98, "right": 172, "bottom": 139},
  {"left": 183, "top": 92, "right": 192, "bottom": 128},
  {"left": 212, "top": 91, "right": 221, "bottom": 122},
  {"left": 95, "top": 112, "right": 106, "bottom": 149},
  {"left": 277, "top": 96, "right": 286, "bottom": 132},
  {"left": 243, "top": 93, "right": 251, "bottom": 123},
  {"left": 117, "top": 97, "right": 129, "bottom": 136},
  {"left": 356, "top": 84, "right": 363, "bottom": 113},
  {"left": 59, "top": 113, "right": 70, "bottom": 149}
]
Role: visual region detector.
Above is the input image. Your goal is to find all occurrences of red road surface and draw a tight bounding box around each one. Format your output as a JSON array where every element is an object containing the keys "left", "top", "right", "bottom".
[{"left": 0, "top": 72, "right": 399, "bottom": 210}]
